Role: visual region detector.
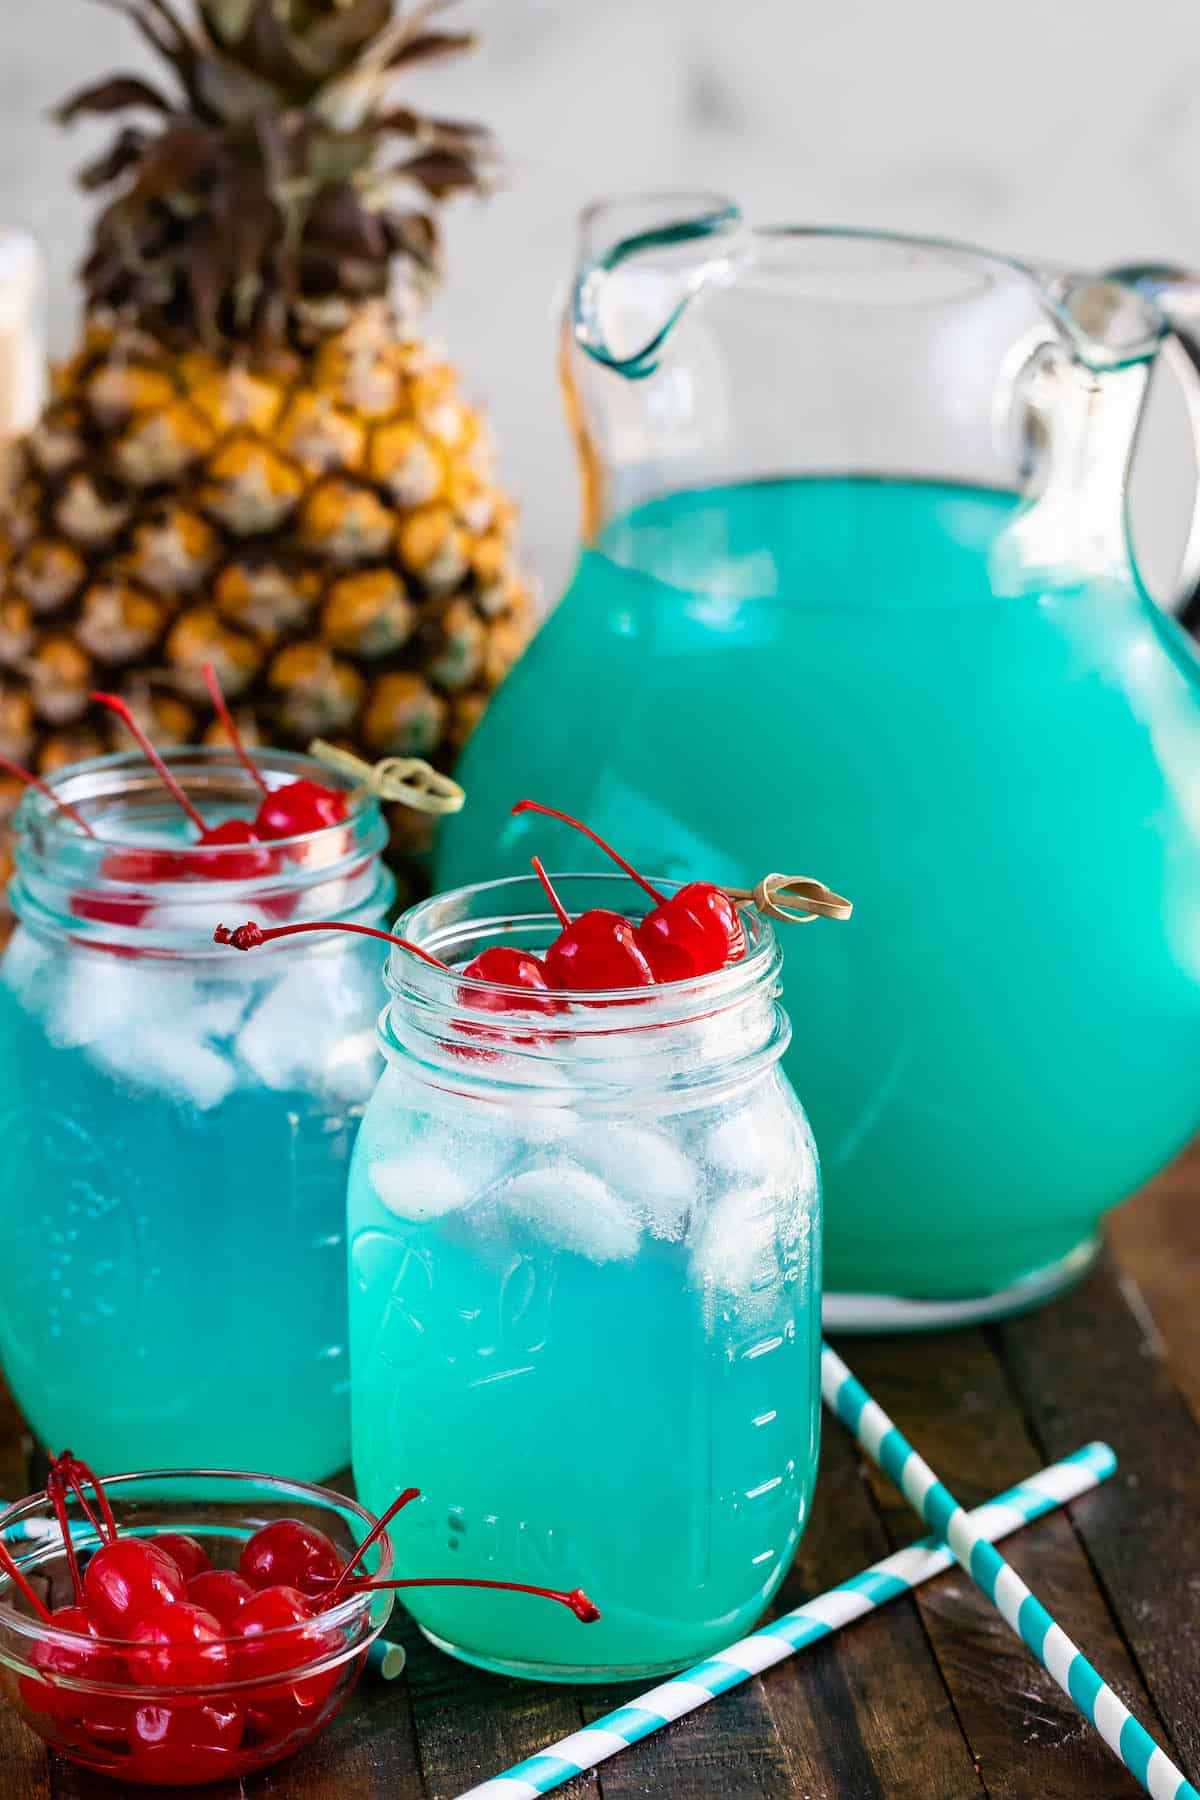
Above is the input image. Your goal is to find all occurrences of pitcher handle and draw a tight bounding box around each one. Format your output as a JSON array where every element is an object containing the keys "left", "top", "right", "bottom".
[{"left": 1109, "top": 263, "right": 1200, "bottom": 628}]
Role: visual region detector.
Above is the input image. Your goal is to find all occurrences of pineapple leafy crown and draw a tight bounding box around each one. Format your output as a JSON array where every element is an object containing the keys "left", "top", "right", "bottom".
[{"left": 58, "top": 0, "right": 494, "bottom": 347}]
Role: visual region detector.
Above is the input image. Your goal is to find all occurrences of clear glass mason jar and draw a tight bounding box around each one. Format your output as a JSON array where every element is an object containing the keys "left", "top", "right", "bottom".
[
  {"left": 348, "top": 872, "right": 821, "bottom": 1682},
  {"left": 0, "top": 747, "right": 394, "bottom": 1479}
]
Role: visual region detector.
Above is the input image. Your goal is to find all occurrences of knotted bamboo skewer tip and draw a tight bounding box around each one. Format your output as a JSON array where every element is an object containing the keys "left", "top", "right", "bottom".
[
  {"left": 721, "top": 873, "right": 853, "bottom": 925},
  {"left": 309, "top": 740, "right": 465, "bottom": 816}
]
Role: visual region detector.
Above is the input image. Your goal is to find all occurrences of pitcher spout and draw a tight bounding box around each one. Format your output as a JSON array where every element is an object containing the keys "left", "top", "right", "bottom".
[{"left": 572, "top": 190, "right": 745, "bottom": 376}]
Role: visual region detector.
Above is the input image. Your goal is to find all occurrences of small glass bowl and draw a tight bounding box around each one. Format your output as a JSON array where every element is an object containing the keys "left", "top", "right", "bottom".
[{"left": 0, "top": 1469, "right": 394, "bottom": 1786}]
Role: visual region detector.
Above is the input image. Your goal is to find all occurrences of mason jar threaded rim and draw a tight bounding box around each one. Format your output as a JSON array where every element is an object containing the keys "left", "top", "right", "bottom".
[
  {"left": 8, "top": 746, "right": 393, "bottom": 956},
  {"left": 378, "top": 871, "right": 791, "bottom": 1106}
]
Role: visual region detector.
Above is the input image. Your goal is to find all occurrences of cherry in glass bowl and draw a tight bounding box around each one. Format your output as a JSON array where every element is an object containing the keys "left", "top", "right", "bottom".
[{"left": 0, "top": 1469, "right": 393, "bottom": 1786}]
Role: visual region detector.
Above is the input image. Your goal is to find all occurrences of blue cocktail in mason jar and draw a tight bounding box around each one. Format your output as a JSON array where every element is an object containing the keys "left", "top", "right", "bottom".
[
  {"left": 0, "top": 742, "right": 394, "bottom": 1478},
  {"left": 344, "top": 870, "right": 824, "bottom": 1680}
]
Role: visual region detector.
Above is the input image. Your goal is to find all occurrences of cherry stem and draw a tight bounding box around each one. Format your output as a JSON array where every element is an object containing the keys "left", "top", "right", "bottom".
[
  {"left": 92, "top": 692, "right": 209, "bottom": 835},
  {"left": 325, "top": 1487, "right": 420, "bottom": 1606},
  {"left": 46, "top": 1475, "right": 85, "bottom": 1606},
  {"left": 530, "top": 855, "right": 570, "bottom": 928},
  {"left": 0, "top": 755, "right": 97, "bottom": 838},
  {"left": 512, "top": 800, "right": 665, "bottom": 905},
  {"left": 203, "top": 663, "right": 268, "bottom": 798},
  {"left": 56, "top": 1454, "right": 118, "bottom": 1548},
  {"left": 213, "top": 918, "right": 448, "bottom": 971},
  {"left": 0, "top": 1537, "right": 53, "bottom": 1624},
  {"left": 334, "top": 1575, "right": 601, "bottom": 1624}
]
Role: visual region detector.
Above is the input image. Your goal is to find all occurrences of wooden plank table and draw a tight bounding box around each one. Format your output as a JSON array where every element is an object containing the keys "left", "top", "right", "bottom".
[{"left": 3, "top": 1145, "right": 1198, "bottom": 1800}]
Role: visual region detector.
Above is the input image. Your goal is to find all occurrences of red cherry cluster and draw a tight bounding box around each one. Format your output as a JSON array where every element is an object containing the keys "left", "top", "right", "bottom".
[
  {"left": 0, "top": 666, "right": 350, "bottom": 935},
  {"left": 214, "top": 798, "right": 750, "bottom": 1013},
  {"left": 513, "top": 802, "right": 747, "bottom": 990},
  {"left": 200, "top": 664, "right": 349, "bottom": 843},
  {"left": 0, "top": 1453, "right": 598, "bottom": 1785},
  {"left": 87, "top": 667, "right": 348, "bottom": 893}
]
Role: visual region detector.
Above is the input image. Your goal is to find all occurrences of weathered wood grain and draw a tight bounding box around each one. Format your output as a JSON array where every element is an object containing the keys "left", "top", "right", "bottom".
[
  {"left": 1108, "top": 1140, "right": 1200, "bottom": 1426},
  {"left": 396, "top": 1596, "right": 597, "bottom": 1800},
  {"left": 583, "top": 1414, "right": 983, "bottom": 1800},
  {"left": 997, "top": 1247, "right": 1200, "bottom": 1782},
  {"left": 840, "top": 1330, "right": 1166, "bottom": 1798}
]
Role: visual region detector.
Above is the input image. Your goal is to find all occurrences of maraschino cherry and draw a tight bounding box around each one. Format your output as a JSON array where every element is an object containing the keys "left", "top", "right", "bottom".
[
  {"left": 84, "top": 1537, "right": 187, "bottom": 1636},
  {"left": 129, "top": 1598, "right": 230, "bottom": 1687},
  {"left": 153, "top": 1532, "right": 210, "bottom": 1582},
  {"left": 513, "top": 800, "right": 746, "bottom": 979},
  {"left": 186, "top": 1569, "right": 252, "bottom": 1632},
  {"left": 26, "top": 1603, "right": 119, "bottom": 1688},
  {"left": 236, "top": 1581, "right": 326, "bottom": 1682},
  {"left": 128, "top": 1696, "right": 244, "bottom": 1784},
  {"left": 19, "top": 1603, "right": 126, "bottom": 1740},
  {"left": 457, "top": 944, "right": 557, "bottom": 1035},
  {"left": 238, "top": 1518, "right": 342, "bottom": 1601},
  {"left": 531, "top": 855, "right": 655, "bottom": 990},
  {"left": 2, "top": 1451, "right": 599, "bottom": 1786},
  {"left": 94, "top": 690, "right": 276, "bottom": 883},
  {"left": 460, "top": 944, "right": 551, "bottom": 995},
  {"left": 203, "top": 662, "right": 349, "bottom": 841}
]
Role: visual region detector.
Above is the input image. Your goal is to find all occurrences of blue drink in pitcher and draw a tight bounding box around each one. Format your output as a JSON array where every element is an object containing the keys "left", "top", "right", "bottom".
[
  {"left": 438, "top": 208, "right": 1200, "bottom": 1325},
  {"left": 0, "top": 738, "right": 394, "bottom": 1477},
  {"left": 441, "top": 474, "right": 1200, "bottom": 1311}
]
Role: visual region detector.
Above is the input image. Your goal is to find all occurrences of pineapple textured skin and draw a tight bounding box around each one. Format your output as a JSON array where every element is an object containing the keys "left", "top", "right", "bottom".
[
  {"left": 0, "top": 1, "right": 535, "bottom": 893},
  {"left": 0, "top": 308, "right": 533, "bottom": 873}
]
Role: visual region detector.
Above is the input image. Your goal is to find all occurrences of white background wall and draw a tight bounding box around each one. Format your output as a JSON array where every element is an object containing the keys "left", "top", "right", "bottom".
[{"left": 2, "top": 0, "right": 1199, "bottom": 600}]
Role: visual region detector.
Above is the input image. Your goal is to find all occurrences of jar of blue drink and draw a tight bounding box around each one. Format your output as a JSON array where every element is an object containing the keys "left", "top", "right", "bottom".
[
  {"left": 347, "top": 871, "right": 821, "bottom": 1682},
  {"left": 0, "top": 745, "right": 394, "bottom": 1479}
]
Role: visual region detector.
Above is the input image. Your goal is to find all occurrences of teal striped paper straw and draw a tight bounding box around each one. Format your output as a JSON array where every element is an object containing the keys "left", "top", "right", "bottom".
[
  {"left": 0, "top": 1513, "right": 84, "bottom": 1545},
  {"left": 455, "top": 1439, "right": 1115, "bottom": 1800},
  {"left": 823, "top": 1344, "right": 1197, "bottom": 1800},
  {"left": 367, "top": 1638, "right": 406, "bottom": 1680}
]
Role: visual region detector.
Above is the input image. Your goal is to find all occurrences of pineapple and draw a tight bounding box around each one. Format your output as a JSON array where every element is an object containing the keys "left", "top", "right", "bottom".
[{"left": 0, "top": 0, "right": 534, "bottom": 887}]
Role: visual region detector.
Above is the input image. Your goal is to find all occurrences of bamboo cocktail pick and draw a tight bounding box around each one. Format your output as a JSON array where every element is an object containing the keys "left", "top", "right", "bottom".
[
  {"left": 822, "top": 1345, "right": 1197, "bottom": 1800},
  {"left": 454, "top": 1440, "right": 1116, "bottom": 1800}
]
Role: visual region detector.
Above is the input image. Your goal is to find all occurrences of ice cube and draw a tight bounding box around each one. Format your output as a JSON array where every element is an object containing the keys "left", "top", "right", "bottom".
[
  {"left": 495, "top": 1163, "right": 640, "bottom": 1263},
  {"left": 689, "top": 1182, "right": 779, "bottom": 1296},
  {"left": 140, "top": 902, "right": 224, "bottom": 936},
  {"left": 324, "top": 1028, "right": 382, "bottom": 1103},
  {"left": 566, "top": 1121, "right": 696, "bottom": 1240},
  {"left": 92, "top": 1022, "right": 236, "bottom": 1112},
  {"left": 235, "top": 950, "right": 380, "bottom": 1097},
  {"left": 702, "top": 1082, "right": 818, "bottom": 1191},
  {"left": 704, "top": 1110, "right": 767, "bottom": 1179},
  {"left": 236, "top": 972, "right": 316, "bottom": 1089},
  {"left": 39, "top": 953, "right": 247, "bottom": 1108},
  {"left": 1, "top": 929, "right": 51, "bottom": 1012},
  {"left": 368, "top": 1097, "right": 514, "bottom": 1212},
  {"left": 45, "top": 956, "right": 195, "bottom": 1050},
  {"left": 186, "top": 989, "right": 253, "bottom": 1042},
  {"left": 370, "top": 1148, "right": 482, "bottom": 1222},
  {"left": 563, "top": 1024, "right": 656, "bottom": 1092},
  {"left": 676, "top": 1008, "right": 761, "bottom": 1070}
]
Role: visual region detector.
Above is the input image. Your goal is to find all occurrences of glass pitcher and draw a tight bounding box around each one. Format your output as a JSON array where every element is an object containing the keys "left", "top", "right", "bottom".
[{"left": 436, "top": 197, "right": 1200, "bottom": 1328}]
